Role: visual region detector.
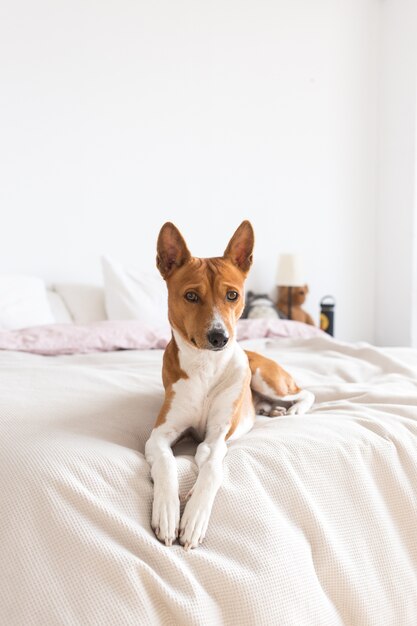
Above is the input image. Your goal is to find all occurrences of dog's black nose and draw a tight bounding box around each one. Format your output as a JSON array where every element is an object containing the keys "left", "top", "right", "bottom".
[{"left": 207, "top": 330, "right": 229, "bottom": 349}]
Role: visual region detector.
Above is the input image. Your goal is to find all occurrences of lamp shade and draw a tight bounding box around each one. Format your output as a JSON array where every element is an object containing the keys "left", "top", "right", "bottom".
[{"left": 276, "top": 254, "right": 305, "bottom": 286}]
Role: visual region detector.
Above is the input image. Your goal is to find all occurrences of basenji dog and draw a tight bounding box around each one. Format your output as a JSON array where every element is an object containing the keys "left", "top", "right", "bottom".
[{"left": 145, "top": 221, "right": 314, "bottom": 550}]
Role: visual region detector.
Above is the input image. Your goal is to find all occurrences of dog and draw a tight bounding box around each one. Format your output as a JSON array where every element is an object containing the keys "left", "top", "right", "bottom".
[{"left": 145, "top": 221, "right": 314, "bottom": 550}]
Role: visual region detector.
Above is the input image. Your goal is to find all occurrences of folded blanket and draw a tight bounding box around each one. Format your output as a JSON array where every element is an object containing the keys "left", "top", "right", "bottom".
[{"left": 0, "top": 318, "right": 325, "bottom": 355}]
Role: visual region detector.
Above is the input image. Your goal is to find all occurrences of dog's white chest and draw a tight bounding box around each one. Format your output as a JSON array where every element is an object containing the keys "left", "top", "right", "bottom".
[
  {"left": 172, "top": 332, "right": 248, "bottom": 439},
  {"left": 173, "top": 378, "right": 216, "bottom": 439}
]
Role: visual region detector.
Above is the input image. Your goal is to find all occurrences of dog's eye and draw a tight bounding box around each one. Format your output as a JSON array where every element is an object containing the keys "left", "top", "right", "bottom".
[
  {"left": 185, "top": 291, "right": 199, "bottom": 303},
  {"left": 226, "top": 290, "right": 239, "bottom": 301}
]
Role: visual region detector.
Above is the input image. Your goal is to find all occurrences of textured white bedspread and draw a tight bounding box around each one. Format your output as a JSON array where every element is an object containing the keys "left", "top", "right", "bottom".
[{"left": 1, "top": 336, "right": 417, "bottom": 626}]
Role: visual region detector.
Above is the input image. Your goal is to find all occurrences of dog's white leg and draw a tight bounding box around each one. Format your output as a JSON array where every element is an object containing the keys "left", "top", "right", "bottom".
[
  {"left": 145, "top": 423, "right": 182, "bottom": 546},
  {"left": 247, "top": 351, "right": 314, "bottom": 416},
  {"left": 179, "top": 426, "right": 228, "bottom": 550},
  {"left": 285, "top": 389, "right": 315, "bottom": 415}
]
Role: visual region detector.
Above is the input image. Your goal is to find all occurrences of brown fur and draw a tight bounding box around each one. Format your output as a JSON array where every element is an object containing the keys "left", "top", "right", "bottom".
[
  {"left": 245, "top": 350, "right": 301, "bottom": 397},
  {"left": 164, "top": 257, "right": 246, "bottom": 349},
  {"left": 156, "top": 220, "right": 301, "bottom": 436},
  {"left": 155, "top": 340, "right": 188, "bottom": 427},
  {"left": 226, "top": 369, "right": 253, "bottom": 440},
  {"left": 161, "top": 339, "right": 188, "bottom": 389},
  {"left": 157, "top": 221, "right": 253, "bottom": 350},
  {"left": 154, "top": 387, "right": 176, "bottom": 428}
]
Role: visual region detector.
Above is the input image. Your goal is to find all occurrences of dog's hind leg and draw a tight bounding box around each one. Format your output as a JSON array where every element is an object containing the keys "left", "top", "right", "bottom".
[
  {"left": 254, "top": 398, "right": 288, "bottom": 417},
  {"left": 246, "top": 350, "right": 314, "bottom": 415}
]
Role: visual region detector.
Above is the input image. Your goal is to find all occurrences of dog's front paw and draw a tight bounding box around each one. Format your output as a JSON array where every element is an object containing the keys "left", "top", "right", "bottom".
[
  {"left": 179, "top": 494, "right": 211, "bottom": 550},
  {"left": 151, "top": 490, "right": 180, "bottom": 546}
]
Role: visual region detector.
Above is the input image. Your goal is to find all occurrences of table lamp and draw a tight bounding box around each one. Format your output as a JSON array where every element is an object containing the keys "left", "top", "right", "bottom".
[{"left": 276, "top": 254, "right": 304, "bottom": 320}]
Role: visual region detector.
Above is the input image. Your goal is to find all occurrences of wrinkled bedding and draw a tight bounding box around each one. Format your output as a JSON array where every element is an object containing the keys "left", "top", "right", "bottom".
[
  {"left": 0, "top": 318, "right": 324, "bottom": 355},
  {"left": 1, "top": 336, "right": 417, "bottom": 625}
]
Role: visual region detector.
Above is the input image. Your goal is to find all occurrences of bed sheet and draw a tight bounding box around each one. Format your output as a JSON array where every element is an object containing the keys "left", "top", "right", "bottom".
[{"left": 1, "top": 336, "right": 417, "bottom": 625}]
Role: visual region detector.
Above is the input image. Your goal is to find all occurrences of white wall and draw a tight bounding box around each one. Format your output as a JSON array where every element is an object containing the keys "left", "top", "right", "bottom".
[
  {"left": 0, "top": 0, "right": 379, "bottom": 342},
  {"left": 376, "top": 0, "right": 417, "bottom": 346}
]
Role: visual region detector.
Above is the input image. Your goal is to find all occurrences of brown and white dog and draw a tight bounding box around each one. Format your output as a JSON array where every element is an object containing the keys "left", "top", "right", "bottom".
[{"left": 145, "top": 221, "right": 314, "bottom": 550}]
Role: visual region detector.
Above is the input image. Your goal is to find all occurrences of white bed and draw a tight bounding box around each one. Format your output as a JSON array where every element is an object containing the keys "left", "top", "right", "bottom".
[{"left": 1, "top": 331, "right": 417, "bottom": 625}]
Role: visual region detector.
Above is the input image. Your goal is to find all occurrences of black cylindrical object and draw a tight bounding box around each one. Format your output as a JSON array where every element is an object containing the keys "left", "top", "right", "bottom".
[{"left": 320, "top": 295, "right": 335, "bottom": 336}]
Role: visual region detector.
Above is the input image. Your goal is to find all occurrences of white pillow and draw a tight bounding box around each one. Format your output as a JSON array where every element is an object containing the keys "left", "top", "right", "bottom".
[
  {"left": 53, "top": 283, "right": 107, "bottom": 324},
  {"left": 46, "top": 290, "right": 73, "bottom": 324},
  {"left": 101, "top": 256, "right": 168, "bottom": 327},
  {"left": 0, "top": 275, "right": 55, "bottom": 329}
]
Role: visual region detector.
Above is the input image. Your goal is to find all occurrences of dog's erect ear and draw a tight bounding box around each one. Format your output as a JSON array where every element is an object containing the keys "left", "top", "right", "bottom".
[
  {"left": 156, "top": 222, "right": 191, "bottom": 279},
  {"left": 223, "top": 220, "right": 254, "bottom": 273}
]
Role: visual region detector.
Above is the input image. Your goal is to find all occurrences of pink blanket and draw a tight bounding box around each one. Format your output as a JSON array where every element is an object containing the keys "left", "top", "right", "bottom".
[{"left": 0, "top": 318, "right": 326, "bottom": 355}]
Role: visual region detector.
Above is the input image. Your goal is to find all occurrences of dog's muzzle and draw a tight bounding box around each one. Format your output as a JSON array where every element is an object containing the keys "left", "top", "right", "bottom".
[{"left": 206, "top": 330, "right": 229, "bottom": 350}]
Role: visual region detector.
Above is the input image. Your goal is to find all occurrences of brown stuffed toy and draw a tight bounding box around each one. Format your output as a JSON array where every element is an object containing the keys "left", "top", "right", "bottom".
[{"left": 277, "top": 285, "right": 315, "bottom": 326}]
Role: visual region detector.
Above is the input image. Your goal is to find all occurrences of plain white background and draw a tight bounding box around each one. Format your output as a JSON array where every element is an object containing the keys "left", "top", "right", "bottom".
[
  {"left": 376, "top": 0, "right": 417, "bottom": 346},
  {"left": 0, "top": 0, "right": 416, "bottom": 344}
]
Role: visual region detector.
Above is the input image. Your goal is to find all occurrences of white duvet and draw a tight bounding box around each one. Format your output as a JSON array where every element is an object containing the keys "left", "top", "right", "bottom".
[{"left": 1, "top": 336, "right": 417, "bottom": 626}]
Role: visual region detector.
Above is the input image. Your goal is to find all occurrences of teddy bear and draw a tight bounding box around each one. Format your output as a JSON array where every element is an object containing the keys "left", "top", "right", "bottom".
[{"left": 277, "top": 285, "right": 315, "bottom": 326}]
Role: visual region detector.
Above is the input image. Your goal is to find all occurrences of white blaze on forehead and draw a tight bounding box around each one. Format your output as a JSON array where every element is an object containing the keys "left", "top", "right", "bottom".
[{"left": 208, "top": 308, "right": 229, "bottom": 336}]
